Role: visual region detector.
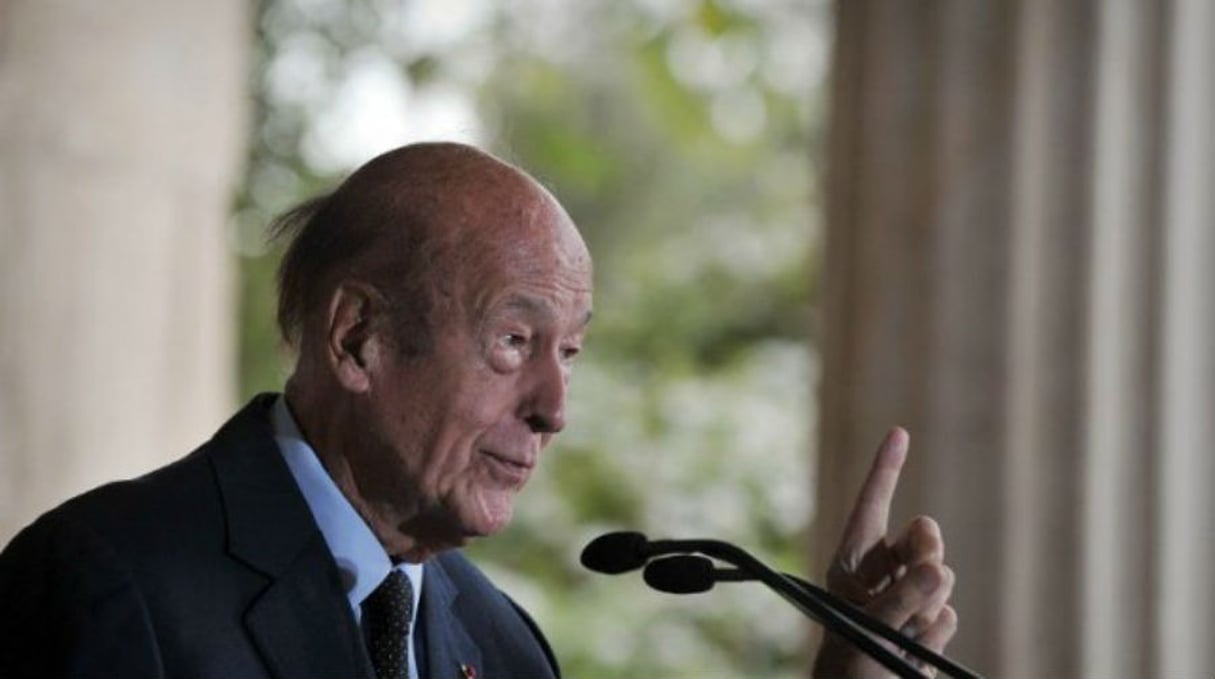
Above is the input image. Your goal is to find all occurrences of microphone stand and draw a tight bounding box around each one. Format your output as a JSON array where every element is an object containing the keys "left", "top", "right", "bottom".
[
  {"left": 646, "top": 538, "right": 930, "bottom": 679},
  {"left": 781, "top": 571, "right": 981, "bottom": 679},
  {"left": 634, "top": 537, "right": 984, "bottom": 679}
]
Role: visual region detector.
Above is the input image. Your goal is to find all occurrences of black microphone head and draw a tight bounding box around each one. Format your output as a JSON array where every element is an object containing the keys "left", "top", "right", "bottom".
[
  {"left": 643, "top": 554, "right": 717, "bottom": 594},
  {"left": 581, "top": 531, "right": 651, "bottom": 574}
]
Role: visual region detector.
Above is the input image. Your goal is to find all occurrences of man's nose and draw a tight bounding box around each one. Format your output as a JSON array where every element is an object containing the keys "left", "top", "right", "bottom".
[{"left": 522, "top": 353, "right": 567, "bottom": 434}]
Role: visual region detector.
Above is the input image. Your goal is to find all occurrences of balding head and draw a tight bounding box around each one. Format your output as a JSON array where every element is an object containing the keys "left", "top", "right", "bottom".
[
  {"left": 274, "top": 142, "right": 588, "bottom": 359},
  {"left": 274, "top": 143, "right": 593, "bottom": 558}
]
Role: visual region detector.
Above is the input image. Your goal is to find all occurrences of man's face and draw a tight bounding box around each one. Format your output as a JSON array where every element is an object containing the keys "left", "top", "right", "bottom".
[{"left": 358, "top": 198, "right": 592, "bottom": 546}]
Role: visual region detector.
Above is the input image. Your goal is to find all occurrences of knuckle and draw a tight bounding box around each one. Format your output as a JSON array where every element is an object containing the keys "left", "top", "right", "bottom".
[
  {"left": 942, "top": 564, "right": 956, "bottom": 592},
  {"left": 871, "top": 596, "right": 911, "bottom": 625},
  {"left": 938, "top": 605, "right": 959, "bottom": 635},
  {"left": 920, "top": 606, "right": 959, "bottom": 653},
  {"left": 873, "top": 577, "right": 927, "bottom": 622},
  {"left": 911, "top": 562, "right": 945, "bottom": 594},
  {"left": 942, "top": 604, "right": 958, "bottom": 624},
  {"left": 910, "top": 515, "right": 941, "bottom": 536},
  {"left": 910, "top": 517, "right": 944, "bottom": 560}
]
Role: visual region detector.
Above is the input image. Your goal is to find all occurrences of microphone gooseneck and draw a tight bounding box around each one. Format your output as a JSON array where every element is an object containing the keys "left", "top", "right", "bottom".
[{"left": 580, "top": 531, "right": 984, "bottom": 679}]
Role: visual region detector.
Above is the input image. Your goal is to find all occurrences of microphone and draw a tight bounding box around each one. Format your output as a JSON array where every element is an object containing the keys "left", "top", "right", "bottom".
[
  {"left": 643, "top": 555, "right": 715, "bottom": 593},
  {"left": 581, "top": 531, "right": 984, "bottom": 679},
  {"left": 579, "top": 531, "right": 652, "bottom": 574},
  {"left": 580, "top": 531, "right": 729, "bottom": 576},
  {"left": 643, "top": 554, "right": 748, "bottom": 593}
]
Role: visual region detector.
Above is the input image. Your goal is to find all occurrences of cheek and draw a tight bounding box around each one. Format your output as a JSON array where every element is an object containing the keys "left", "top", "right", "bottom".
[
  {"left": 422, "top": 400, "right": 501, "bottom": 484},
  {"left": 392, "top": 361, "right": 523, "bottom": 485},
  {"left": 458, "top": 369, "right": 521, "bottom": 426},
  {"left": 367, "top": 389, "right": 456, "bottom": 484}
]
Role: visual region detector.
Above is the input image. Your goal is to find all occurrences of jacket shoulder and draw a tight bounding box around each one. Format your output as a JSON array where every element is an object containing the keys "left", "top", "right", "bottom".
[
  {"left": 0, "top": 485, "right": 167, "bottom": 678},
  {"left": 7, "top": 393, "right": 282, "bottom": 567}
]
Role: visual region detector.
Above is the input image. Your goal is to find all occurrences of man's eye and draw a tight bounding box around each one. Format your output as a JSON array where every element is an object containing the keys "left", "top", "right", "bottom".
[
  {"left": 500, "top": 333, "right": 528, "bottom": 350},
  {"left": 560, "top": 346, "right": 581, "bottom": 362}
]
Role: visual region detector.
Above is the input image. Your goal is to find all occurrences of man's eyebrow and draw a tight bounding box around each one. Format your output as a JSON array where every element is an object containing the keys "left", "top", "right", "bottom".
[{"left": 499, "top": 295, "right": 592, "bottom": 328}]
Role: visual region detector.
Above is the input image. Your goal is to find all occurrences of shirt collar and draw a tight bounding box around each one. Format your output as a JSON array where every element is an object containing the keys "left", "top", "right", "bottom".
[{"left": 270, "top": 396, "right": 423, "bottom": 620}]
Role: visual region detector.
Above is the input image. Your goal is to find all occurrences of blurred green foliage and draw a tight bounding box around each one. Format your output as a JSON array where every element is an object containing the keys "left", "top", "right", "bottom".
[{"left": 233, "top": 1, "right": 828, "bottom": 676}]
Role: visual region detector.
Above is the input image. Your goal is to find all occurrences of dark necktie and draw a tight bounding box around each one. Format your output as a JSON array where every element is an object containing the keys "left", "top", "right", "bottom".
[{"left": 363, "top": 569, "right": 414, "bottom": 679}]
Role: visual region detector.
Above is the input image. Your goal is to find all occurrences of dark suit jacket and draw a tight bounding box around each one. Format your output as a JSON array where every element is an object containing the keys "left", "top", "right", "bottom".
[{"left": 0, "top": 394, "right": 560, "bottom": 679}]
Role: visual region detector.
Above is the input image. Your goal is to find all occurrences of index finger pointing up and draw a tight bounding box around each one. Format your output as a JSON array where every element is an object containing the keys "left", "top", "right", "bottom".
[{"left": 836, "top": 427, "right": 910, "bottom": 564}]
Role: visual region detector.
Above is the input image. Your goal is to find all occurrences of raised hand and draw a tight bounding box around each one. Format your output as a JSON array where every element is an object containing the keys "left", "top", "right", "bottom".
[{"left": 812, "top": 428, "right": 957, "bottom": 678}]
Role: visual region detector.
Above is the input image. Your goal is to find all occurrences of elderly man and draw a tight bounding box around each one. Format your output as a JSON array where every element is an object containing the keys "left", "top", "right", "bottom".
[{"left": 0, "top": 143, "right": 954, "bottom": 678}]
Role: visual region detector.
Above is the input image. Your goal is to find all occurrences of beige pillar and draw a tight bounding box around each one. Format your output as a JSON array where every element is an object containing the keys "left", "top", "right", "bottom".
[
  {"left": 816, "top": 1, "right": 1214, "bottom": 676},
  {"left": 0, "top": 0, "right": 249, "bottom": 542}
]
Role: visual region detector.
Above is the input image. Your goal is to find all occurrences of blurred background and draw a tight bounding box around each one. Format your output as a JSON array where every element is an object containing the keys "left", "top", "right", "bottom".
[{"left": 0, "top": 1, "right": 1212, "bottom": 677}]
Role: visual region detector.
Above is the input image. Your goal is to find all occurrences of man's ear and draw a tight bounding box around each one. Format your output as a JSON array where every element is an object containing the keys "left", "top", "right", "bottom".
[{"left": 325, "top": 282, "right": 385, "bottom": 393}]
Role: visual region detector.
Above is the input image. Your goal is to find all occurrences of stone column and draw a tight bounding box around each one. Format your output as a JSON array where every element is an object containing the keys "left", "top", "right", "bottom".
[
  {"left": 0, "top": 0, "right": 249, "bottom": 541},
  {"left": 815, "top": 1, "right": 1213, "bottom": 676}
]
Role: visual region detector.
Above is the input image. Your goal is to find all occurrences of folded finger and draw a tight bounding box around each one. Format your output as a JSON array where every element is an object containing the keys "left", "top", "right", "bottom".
[
  {"left": 916, "top": 604, "right": 958, "bottom": 655},
  {"left": 907, "top": 565, "right": 954, "bottom": 633},
  {"left": 892, "top": 515, "right": 944, "bottom": 567},
  {"left": 866, "top": 562, "right": 945, "bottom": 629}
]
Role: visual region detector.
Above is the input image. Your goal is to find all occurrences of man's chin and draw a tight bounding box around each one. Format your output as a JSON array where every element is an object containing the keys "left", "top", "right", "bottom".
[
  {"left": 402, "top": 492, "right": 515, "bottom": 552},
  {"left": 462, "top": 494, "right": 516, "bottom": 537}
]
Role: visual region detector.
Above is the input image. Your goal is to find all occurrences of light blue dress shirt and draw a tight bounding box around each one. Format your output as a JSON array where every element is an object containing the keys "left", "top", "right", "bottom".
[{"left": 272, "top": 396, "right": 424, "bottom": 679}]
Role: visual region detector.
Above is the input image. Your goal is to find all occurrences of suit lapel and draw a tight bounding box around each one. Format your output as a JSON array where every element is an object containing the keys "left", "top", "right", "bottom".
[
  {"left": 421, "top": 557, "right": 483, "bottom": 679},
  {"left": 209, "top": 395, "right": 374, "bottom": 679},
  {"left": 243, "top": 537, "right": 373, "bottom": 679}
]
